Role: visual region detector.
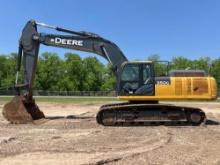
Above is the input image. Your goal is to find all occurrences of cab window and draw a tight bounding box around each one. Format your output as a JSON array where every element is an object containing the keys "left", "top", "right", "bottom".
[
  {"left": 143, "top": 64, "right": 152, "bottom": 83},
  {"left": 121, "top": 64, "right": 139, "bottom": 81}
]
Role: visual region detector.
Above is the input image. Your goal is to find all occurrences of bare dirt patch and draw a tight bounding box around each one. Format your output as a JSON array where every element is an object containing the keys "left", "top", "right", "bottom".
[{"left": 0, "top": 102, "right": 220, "bottom": 165}]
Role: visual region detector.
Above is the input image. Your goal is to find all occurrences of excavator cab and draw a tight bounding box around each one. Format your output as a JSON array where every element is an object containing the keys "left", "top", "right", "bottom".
[{"left": 119, "top": 62, "right": 155, "bottom": 96}]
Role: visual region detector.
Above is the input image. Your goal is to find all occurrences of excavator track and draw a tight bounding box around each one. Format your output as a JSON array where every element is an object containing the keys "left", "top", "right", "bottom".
[{"left": 96, "top": 102, "right": 206, "bottom": 126}]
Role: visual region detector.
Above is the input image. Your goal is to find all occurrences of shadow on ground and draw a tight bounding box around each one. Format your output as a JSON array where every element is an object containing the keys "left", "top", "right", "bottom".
[
  {"left": 46, "top": 115, "right": 92, "bottom": 120},
  {"left": 45, "top": 116, "right": 220, "bottom": 126},
  {"left": 206, "top": 119, "right": 220, "bottom": 125}
]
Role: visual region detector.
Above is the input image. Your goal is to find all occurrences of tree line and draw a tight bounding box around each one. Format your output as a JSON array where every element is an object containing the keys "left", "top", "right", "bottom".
[
  {"left": 0, "top": 52, "right": 115, "bottom": 91},
  {"left": 0, "top": 52, "right": 220, "bottom": 91}
]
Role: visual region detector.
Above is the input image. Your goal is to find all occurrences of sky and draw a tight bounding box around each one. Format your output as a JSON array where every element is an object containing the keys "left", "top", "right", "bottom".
[{"left": 0, "top": 0, "right": 220, "bottom": 63}]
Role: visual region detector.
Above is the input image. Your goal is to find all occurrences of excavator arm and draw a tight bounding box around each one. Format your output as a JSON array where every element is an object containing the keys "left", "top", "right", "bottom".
[
  {"left": 3, "top": 20, "right": 128, "bottom": 123},
  {"left": 17, "top": 20, "right": 127, "bottom": 101}
]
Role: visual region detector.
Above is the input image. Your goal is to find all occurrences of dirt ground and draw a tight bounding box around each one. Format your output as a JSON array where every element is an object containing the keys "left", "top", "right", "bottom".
[{"left": 0, "top": 102, "right": 220, "bottom": 165}]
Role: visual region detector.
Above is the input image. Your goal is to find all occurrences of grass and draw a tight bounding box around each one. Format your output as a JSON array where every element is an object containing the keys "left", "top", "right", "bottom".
[
  {"left": 0, "top": 96, "right": 219, "bottom": 105},
  {"left": 0, "top": 96, "right": 120, "bottom": 104}
]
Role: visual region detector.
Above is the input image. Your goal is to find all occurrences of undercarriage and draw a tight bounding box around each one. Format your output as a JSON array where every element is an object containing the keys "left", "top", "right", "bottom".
[{"left": 96, "top": 102, "right": 206, "bottom": 126}]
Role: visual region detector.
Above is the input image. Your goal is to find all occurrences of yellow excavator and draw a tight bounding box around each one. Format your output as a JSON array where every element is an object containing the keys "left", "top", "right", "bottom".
[{"left": 2, "top": 20, "right": 218, "bottom": 126}]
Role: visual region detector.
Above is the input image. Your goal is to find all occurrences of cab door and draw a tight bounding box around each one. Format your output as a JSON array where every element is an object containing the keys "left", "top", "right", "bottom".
[{"left": 119, "top": 63, "right": 155, "bottom": 96}]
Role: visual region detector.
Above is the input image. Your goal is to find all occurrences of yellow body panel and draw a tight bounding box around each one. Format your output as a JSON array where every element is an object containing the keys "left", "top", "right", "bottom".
[{"left": 119, "top": 76, "right": 218, "bottom": 101}]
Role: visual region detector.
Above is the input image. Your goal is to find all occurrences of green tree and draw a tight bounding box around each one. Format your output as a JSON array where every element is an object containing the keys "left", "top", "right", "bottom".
[
  {"left": 82, "top": 57, "right": 105, "bottom": 91},
  {"left": 35, "top": 52, "right": 63, "bottom": 90},
  {"left": 0, "top": 53, "right": 17, "bottom": 89},
  {"left": 171, "top": 56, "right": 193, "bottom": 70},
  {"left": 0, "top": 55, "right": 7, "bottom": 88},
  {"left": 62, "top": 53, "right": 84, "bottom": 91},
  {"left": 211, "top": 58, "right": 220, "bottom": 89},
  {"left": 147, "top": 54, "right": 160, "bottom": 61},
  {"left": 147, "top": 54, "right": 169, "bottom": 76},
  {"left": 101, "top": 64, "right": 116, "bottom": 90},
  {"left": 193, "top": 57, "right": 211, "bottom": 72}
]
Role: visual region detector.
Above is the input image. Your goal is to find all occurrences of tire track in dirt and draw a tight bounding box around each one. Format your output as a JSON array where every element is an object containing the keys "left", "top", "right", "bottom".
[
  {"left": 91, "top": 136, "right": 172, "bottom": 165},
  {"left": 120, "top": 125, "right": 220, "bottom": 165},
  {"left": 0, "top": 129, "right": 171, "bottom": 165},
  {"left": 0, "top": 103, "right": 220, "bottom": 165},
  {"left": 86, "top": 127, "right": 173, "bottom": 165},
  {"left": 0, "top": 127, "right": 100, "bottom": 157}
]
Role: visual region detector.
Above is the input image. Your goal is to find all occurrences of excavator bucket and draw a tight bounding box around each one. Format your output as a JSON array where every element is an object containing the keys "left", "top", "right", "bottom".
[{"left": 2, "top": 96, "right": 45, "bottom": 124}]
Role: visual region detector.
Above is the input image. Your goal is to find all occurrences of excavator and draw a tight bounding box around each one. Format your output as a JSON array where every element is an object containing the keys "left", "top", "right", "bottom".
[{"left": 2, "top": 20, "right": 218, "bottom": 126}]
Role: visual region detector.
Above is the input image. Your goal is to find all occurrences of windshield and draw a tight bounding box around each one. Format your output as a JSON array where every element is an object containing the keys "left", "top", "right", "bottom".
[{"left": 121, "top": 64, "right": 139, "bottom": 81}]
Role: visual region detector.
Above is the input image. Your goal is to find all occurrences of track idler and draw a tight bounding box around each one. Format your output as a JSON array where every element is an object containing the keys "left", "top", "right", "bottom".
[{"left": 2, "top": 96, "right": 45, "bottom": 124}]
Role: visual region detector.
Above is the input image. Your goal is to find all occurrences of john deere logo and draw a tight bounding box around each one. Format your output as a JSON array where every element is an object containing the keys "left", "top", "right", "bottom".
[{"left": 50, "top": 37, "right": 83, "bottom": 46}]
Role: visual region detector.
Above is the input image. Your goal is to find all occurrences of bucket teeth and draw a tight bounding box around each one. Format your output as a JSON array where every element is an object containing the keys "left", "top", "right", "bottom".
[{"left": 2, "top": 96, "right": 45, "bottom": 124}]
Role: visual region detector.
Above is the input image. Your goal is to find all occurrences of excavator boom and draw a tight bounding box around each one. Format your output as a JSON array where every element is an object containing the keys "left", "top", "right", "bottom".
[
  {"left": 18, "top": 20, "right": 127, "bottom": 98},
  {"left": 3, "top": 20, "right": 128, "bottom": 123}
]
